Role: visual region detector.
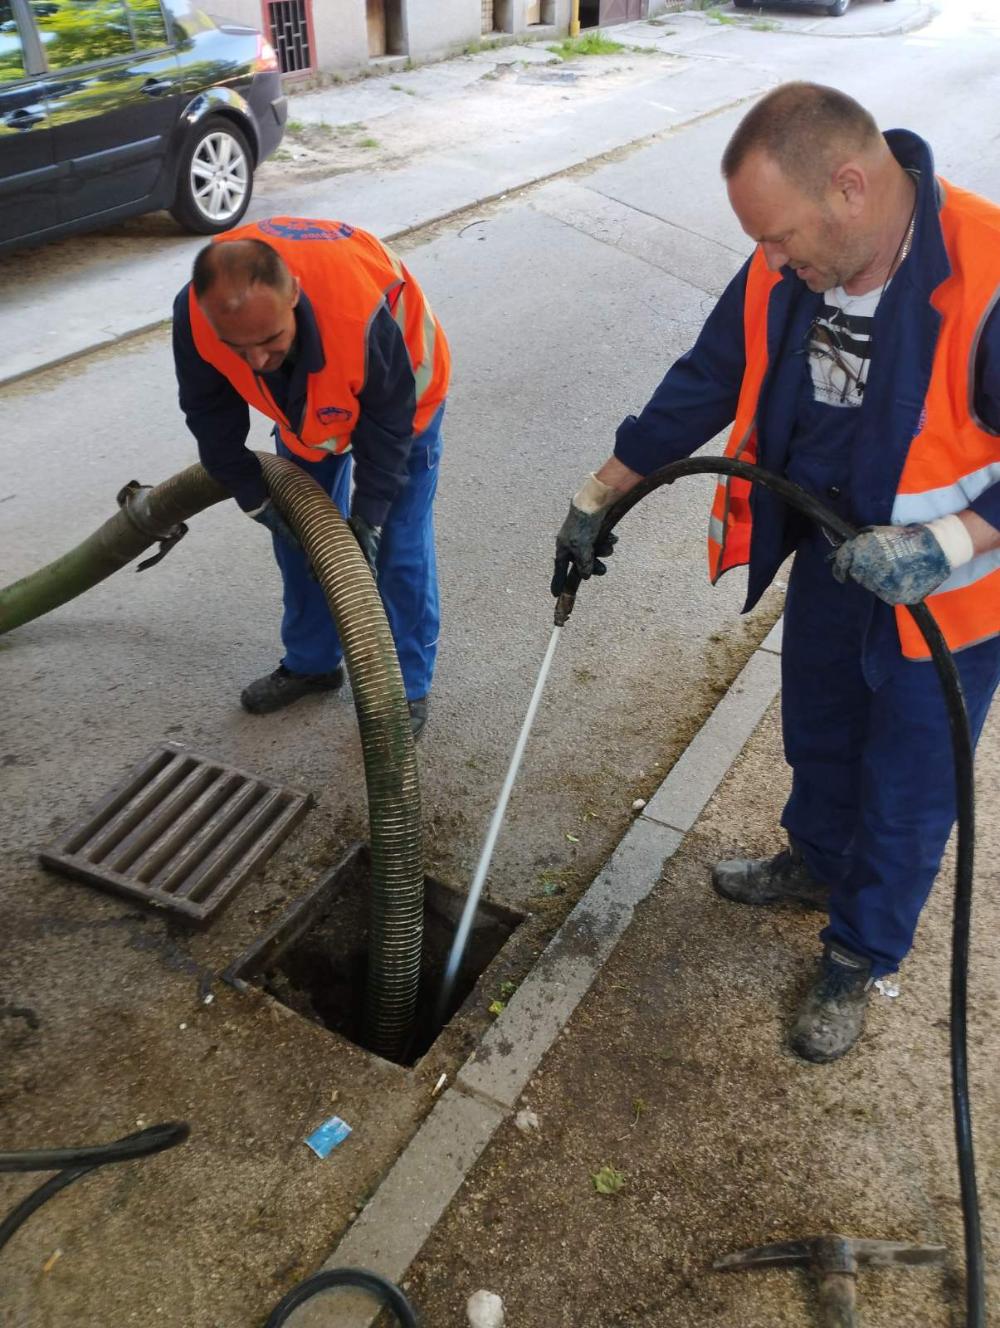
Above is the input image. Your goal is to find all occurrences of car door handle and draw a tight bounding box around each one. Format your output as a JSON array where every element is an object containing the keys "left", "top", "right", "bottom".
[
  {"left": 3, "top": 108, "right": 45, "bottom": 129},
  {"left": 140, "top": 78, "right": 174, "bottom": 97}
]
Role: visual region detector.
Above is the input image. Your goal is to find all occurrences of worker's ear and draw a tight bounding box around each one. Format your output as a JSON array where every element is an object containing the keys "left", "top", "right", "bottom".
[
  {"left": 290, "top": 275, "right": 301, "bottom": 308},
  {"left": 831, "top": 161, "right": 867, "bottom": 218}
]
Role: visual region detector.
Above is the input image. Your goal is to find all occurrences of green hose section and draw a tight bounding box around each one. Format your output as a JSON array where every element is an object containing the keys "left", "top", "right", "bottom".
[
  {"left": 258, "top": 455, "right": 423, "bottom": 1061},
  {"left": 0, "top": 457, "right": 423, "bottom": 1062},
  {"left": 0, "top": 465, "right": 229, "bottom": 634}
]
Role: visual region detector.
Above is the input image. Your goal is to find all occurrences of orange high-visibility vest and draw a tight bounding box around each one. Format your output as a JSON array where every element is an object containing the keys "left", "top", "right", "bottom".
[
  {"left": 708, "top": 181, "right": 1000, "bottom": 660},
  {"left": 188, "top": 217, "right": 450, "bottom": 464}
]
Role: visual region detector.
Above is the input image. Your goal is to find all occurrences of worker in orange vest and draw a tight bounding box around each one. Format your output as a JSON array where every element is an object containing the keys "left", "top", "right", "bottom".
[
  {"left": 173, "top": 218, "right": 450, "bottom": 738},
  {"left": 552, "top": 84, "right": 1000, "bottom": 1063}
]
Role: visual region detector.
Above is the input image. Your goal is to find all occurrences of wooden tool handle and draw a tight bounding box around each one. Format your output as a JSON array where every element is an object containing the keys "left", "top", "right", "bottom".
[{"left": 817, "top": 1272, "right": 859, "bottom": 1328}]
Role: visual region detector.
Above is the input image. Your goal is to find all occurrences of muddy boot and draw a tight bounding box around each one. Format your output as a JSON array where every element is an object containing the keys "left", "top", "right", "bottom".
[
  {"left": 711, "top": 844, "right": 828, "bottom": 910},
  {"left": 241, "top": 664, "right": 344, "bottom": 715},
  {"left": 408, "top": 696, "right": 429, "bottom": 741},
  {"left": 790, "top": 943, "right": 874, "bottom": 1064}
]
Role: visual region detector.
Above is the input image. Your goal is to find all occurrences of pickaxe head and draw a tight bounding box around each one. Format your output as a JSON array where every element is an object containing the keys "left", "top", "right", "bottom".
[{"left": 715, "top": 1235, "right": 946, "bottom": 1274}]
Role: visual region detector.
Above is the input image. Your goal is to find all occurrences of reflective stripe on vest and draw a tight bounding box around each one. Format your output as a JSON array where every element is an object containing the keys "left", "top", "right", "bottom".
[
  {"left": 188, "top": 217, "right": 450, "bottom": 464},
  {"left": 707, "top": 183, "right": 1000, "bottom": 661},
  {"left": 889, "top": 179, "right": 1000, "bottom": 658},
  {"left": 382, "top": 241, "right": 441, "bottom": 407}
]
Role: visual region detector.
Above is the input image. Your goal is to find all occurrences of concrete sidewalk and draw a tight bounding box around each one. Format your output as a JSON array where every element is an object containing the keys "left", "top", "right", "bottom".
[{"left": 0, "top": 0, "right": 933, "bottom": 385}]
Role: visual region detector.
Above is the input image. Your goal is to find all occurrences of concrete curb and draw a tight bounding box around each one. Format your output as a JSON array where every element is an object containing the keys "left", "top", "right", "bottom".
[{"left": 283, "top": 618, "right": 783, "bottom": 1326}]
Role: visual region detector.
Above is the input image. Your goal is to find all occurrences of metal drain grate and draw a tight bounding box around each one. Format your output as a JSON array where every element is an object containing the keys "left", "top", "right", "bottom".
[{"left": 40, "top": 744, "right": 313, "bottom": 924}]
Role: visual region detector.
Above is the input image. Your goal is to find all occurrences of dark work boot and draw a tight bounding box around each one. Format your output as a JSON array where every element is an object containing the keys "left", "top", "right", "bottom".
[
  {"left": 790, "top": 943, "right": 874, "bottom": 1064},
  {"left": 408, "top": 696, "right": 429, "bottom": 741},
  {"left": 241, "top": 664, "right": 344, "bottom": 715},
  {"left": 711, "top": 844, "right": 828, "bottom": 911}
]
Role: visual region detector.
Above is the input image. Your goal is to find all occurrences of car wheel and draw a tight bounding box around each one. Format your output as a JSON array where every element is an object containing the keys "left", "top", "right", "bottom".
[
  {"left": 826, "top": 0, "right": 849, "bottom": 12},
  {"left": 171, "top": 115, "right": 253, "bottom": 235}
]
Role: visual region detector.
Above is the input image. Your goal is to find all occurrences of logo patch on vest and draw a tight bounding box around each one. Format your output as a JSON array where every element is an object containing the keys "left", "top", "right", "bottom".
[
  {"left": 259, "top": 219, "right": 355, "bottom": 242},
  {"left": 317, "top": 404, "right": 352, "bottom": 424}
]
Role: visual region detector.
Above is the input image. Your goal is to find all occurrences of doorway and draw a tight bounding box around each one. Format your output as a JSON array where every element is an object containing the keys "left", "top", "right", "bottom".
[{"left": 367, "top": 0, "right": 405, "bottom": 57}]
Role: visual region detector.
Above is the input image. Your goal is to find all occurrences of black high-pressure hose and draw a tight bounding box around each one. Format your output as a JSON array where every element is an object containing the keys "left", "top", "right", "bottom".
[
  {"left": 263, "top": 1267, "right": 420, "bottom": 1326},
  {"left": 0, "top": 1124, "right": 420, "bottom": 1325},
  {"left": 557, "top": 455, "right": 983, "bottom": 1328},
  {"left": 0, "top": 1122, "right": 190, "bottom": 1255}
]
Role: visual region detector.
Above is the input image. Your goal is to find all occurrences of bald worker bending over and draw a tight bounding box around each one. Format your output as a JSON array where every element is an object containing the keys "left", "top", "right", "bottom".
[{"left": 172, "top": 217, "right": 450, "bottom": 737}]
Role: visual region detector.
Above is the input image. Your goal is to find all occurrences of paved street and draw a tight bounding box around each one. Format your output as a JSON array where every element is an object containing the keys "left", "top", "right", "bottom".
[{"left": 2, "top": 2, "right": 999, "bottom": 1324}]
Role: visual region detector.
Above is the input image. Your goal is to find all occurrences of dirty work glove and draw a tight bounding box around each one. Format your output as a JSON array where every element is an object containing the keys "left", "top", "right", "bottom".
[
  {"left": 248, "top": 498, "right": 301, "bottom": 553},
  {"left": 348, "top": 513, "right": 382, "bottom": 573},
  {"left": 830, "top": 516, "right": 973, "bottom": 605},
  {"left": 551, "top": 473, "right": 620, "bottom": 597}
]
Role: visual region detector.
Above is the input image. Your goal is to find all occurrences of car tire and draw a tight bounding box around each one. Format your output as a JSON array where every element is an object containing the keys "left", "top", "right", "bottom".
[
  {"left": 171, "top": 115, "right": 254, "bottom": 235},
  {"left": 826, "top": 0, "right": 849, "bottom": 12}
]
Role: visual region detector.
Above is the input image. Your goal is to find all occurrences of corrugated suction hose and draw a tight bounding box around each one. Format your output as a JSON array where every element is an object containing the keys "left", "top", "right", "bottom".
[{"left": 0, "top": 456, "right": 422, "bottom": 1062}]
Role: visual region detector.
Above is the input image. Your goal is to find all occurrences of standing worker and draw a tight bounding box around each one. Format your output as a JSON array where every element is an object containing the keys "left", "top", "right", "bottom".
[
  {"left": 552, "top": 84, "right": 1000, "bottom": 1062},
  {"left": 173, "top": 216, "right": 450, "bottom": 737}
]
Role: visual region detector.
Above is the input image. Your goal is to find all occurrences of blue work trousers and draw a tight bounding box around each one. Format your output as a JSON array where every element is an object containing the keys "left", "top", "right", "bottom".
[
  {"left": 780, "top": 533, "right": 1000, "bottom": 976},
  {"left": 270, "top": 407, "right": 443, "bottom": 701}
]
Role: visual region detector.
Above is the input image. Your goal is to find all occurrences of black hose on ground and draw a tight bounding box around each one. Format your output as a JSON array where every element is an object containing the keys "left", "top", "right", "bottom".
[
  {"left": 0, "top": 1122, "right": 190, "bottom": 1255},
  {"left": 557, "top": 455, "right": 983, "bottom": 1328},
  {"left": 263, "top": 1267, "right": 420, "bottom": 1327},
  {"left": 0, "top": 457, "right": 423, "bottom": 1062},
  {"left": 0, "top": 1123, "right": 421, "bottom": 1328}
]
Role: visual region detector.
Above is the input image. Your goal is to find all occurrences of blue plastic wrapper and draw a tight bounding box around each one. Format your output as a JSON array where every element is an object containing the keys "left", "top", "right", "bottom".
[{"left": 305, "top": 1115, "right": 353, "bottom": 1159}]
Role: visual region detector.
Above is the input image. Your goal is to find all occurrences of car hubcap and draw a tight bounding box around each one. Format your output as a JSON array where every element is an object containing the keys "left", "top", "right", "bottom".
[{"left": 190, "top": 131, "right": 249, "bottom": 223}]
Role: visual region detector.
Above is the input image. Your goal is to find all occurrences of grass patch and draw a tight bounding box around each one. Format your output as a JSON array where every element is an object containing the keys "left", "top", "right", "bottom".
[
  {"left": 286, "top": 119, "right": 306, "bottom": 134},
  {"left": 548, "top": 32, "right": 625, "bottom": 58},
  {"left": 359, "top": 137, "right": 380, "bottom": 149}
]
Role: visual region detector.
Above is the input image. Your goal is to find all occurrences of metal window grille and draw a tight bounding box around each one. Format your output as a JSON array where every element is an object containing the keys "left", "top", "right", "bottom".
[
  {"left": 481, "top": 0, "right": 495, "bottom": 33},
  {"left": 265, "top": 0, "right": 313, "bottom": 74}
]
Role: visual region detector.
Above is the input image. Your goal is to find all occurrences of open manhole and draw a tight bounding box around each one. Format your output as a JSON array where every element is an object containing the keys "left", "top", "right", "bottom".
[{"left": 226, "top": 843, "right": 523, "bottom": 1066}]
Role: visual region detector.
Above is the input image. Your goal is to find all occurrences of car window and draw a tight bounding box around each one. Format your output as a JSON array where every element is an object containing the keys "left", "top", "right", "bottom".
[
  {"left": 30, "top": 0, "right": 170, "bottom": 70},
  {"left": 0, "top": 0, "right": 27, "bottom": 82},
  {"left": 124, "top": 0, "right": 168, "bottom": 49}
]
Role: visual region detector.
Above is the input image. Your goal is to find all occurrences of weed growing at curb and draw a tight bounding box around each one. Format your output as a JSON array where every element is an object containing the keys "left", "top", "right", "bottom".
[{"left": 548, "top": 33, "right": 625, "bottom": 58}]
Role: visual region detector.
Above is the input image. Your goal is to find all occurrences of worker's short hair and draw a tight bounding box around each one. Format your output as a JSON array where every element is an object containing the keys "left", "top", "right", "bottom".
[
  {"left": 192, "top": 238, "right": 293, "bottom": 299},
  {"left": 721, "top": 82, "right": 881, "bottom": 197}
]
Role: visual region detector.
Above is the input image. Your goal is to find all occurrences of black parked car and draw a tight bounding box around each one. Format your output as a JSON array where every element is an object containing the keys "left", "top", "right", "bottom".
[{"left": 0, "top": 0, "right": 287, "bottom": 253}]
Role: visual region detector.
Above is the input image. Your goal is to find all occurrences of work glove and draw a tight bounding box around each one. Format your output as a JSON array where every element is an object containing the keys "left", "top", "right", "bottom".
[
  {"left": 248, "top": 498, "right": 302, "bottom": 553},
  {"left": 830, "top": 516, "right": 973, "bottom": 605},
  {"left": 551, "top": 473, "right": 620, "bottom": 598},
  {"left": 348, "top": 513, "right": 382, "bottom": 574}
]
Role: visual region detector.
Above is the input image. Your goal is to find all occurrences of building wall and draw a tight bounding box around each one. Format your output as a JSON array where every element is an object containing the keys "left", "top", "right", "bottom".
[
  {"left": 403, "top": 0, "right": 481, "bottom": 60},
  {"left": 211, "top": 1, "right": 368, "bottom": 74},
  {"left": 493, "top": 0, "right": 569, "bottom": 34},
  {"left": 310, "top": 2, "right": 368, "bottom": 72},
  {"left": 210, "top": 0, "right": 587, "bottom": 77}
]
